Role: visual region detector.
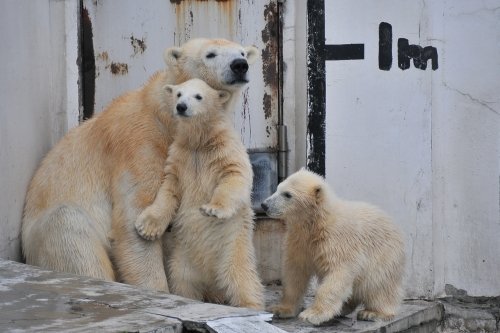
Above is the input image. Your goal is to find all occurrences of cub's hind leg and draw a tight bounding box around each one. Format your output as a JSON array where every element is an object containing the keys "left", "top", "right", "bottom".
[
  {"left": 216, "top": 221, "right": 264, "bottom": 310},
  {"left": 357, "top": 288, "right": 400, "bottom": 321},
  {"left": 168, "top": 247, "right": 205, "bottom": 301}
]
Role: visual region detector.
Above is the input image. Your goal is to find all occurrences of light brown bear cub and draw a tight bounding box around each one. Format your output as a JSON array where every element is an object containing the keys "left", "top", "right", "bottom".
[
  {"left": 262, "top": 169, "right": 405, "bottom": 325},
  {"left": 135, "top": 78, "right": 264, "bottom": 309}
]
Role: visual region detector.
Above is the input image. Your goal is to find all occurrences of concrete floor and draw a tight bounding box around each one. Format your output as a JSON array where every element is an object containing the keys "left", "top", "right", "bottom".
[{"left": 1, "top": 258, "right": 452, "bottom": 332}]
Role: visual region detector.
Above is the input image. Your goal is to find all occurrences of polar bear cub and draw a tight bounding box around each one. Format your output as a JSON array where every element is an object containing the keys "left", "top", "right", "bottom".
[
  {"left": 135, "top": 78, "right": 264, "bottom": 309},
  {"left": 262, "top": 169, "right": 405, "bottom": 325}
]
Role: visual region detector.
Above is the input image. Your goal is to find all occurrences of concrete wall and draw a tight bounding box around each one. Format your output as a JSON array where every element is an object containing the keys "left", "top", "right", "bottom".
[
  {"left": 0, "top": 0, "right": 79, "bottom": 261},
  {"left": 321, "top": 0, "right": 499, "bottom": 297}
]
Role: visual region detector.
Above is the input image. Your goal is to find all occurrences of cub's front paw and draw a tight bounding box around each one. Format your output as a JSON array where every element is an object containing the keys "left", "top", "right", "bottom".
[
  {"left": 135, "top": 208, "right": 168, "bottom": 241},
  {"left": 268, "top": 303, "right": 298, "bottom": 319},
  {"left": 298, "top": 307, "right": 334, "bottom": 325},
  {"left": 200, "top": 204, "right": 234, "bottom": 219}
]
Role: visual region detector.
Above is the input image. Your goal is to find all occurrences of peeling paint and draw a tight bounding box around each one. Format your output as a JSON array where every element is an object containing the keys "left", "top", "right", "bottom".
[
  {"left": 261, "top": 2, "right": 279, "bottom": 121},
  {"left": 130, "top": 35, "right": 146, "bottom": 56},
  {"left": 109, "top": 62, "right": 128, "bottom": 75},
  {"left": 170, "top": 0, "right": 232, "bottom": 3},
  {"left": 306, "top": 0, "right": 326, "bottom": 175},
  {"left": 263, "top": 93, "right": 272, "bottom": 120},
  {"left": 81, "top": 6, "right": 95, "bottom": 120},
  {"left": 172, "top": 0, "right": 235, "bottom": 44},
  {"left": 96, "top": 51, "right": 108, "bottom": 62},
  {"left": 241, "top": 88, "right": 251, "bottom": 139}
]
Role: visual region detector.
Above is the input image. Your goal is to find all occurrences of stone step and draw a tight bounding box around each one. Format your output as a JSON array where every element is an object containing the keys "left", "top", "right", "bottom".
[
  {"left": 0, "top": 258, "right": 447, "bottom": 332},
  {"left": 0, "top": 259, "right": 275, "bottom": 332},
  {"left": 266, "top": 285, "right": 443, "bottom": 333}
]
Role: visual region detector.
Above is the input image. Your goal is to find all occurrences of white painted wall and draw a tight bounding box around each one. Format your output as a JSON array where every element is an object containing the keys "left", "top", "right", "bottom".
[
  {"left": 0, "top": 0, "right": 80, "bottom": 261},
  {"left": 322, "top": 0, "right": 500, "bottom": 297}
]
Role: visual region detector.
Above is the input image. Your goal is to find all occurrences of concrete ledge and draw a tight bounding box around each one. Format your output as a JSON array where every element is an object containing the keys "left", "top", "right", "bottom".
[
  {"left": 438, "top": 296, "right": 500, "bottom": 333},
  {"left": 0, "top": 259, "right": 273, "bottom": 332},
  {"left": 8, "top": 258, "right": 494, "bottom": 332},
  {"left": 266, "top": 285, "right": 444, "bottom": 333}
]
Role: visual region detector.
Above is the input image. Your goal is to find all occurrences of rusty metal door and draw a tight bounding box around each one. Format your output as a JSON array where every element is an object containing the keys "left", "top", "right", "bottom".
[{"left": 81, "top": 0, "right": 281, "bottom": 207}]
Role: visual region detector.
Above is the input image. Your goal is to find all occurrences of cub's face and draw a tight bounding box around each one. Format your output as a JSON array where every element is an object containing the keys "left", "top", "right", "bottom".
[
  {"left": 164, "top": 79, "right": 230, "bottom": 118},
  {"left": 164, "top": 38, "right": 259, "bottom": 92},
  {"left": 261, "top": 169, "right": 324, "bottom": 219}
]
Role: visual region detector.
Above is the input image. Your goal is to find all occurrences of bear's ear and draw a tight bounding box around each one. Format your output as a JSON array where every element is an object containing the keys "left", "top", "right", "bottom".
[
  {"left": 218, "top": 90, "right": 231, "bottom": 104},
  {"left": 314, "top": 185, "right": 323, "bottom": 203},
  {"left": 164, "top": 85, "right": 174, "bottom": 95},
  {"left": 245, "top": 45, "right": 259, "bottom": 65},
  {"left": 164, "top": 47, "right": 182, "bottom": 66}
]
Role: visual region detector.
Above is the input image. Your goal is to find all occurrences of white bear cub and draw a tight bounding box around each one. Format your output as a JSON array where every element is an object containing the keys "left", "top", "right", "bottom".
[
  {"left": 135, "top": 78, "right": 264, "bottom": 309},
  {"left": 262, "top": 169, "right": 405, "bottom": 325}
]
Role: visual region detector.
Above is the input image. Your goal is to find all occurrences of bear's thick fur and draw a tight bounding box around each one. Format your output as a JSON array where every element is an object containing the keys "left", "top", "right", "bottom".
[
  {"left": 21, "top": 39, "right": 258, "bottom": 292},
  {"left": 263, "top": 169, "right": 405, "bottom": 325},
  {"left": 135, "top": 79, "right": 264, "bottom": 309}
]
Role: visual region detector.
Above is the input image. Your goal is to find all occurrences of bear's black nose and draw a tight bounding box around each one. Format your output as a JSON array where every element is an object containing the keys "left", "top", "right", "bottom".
[
  {"left": 176, "top": 103, "right": 187, "bottom": 114},
  {"left": 261, "top": 202, "right": 269, "bottom": 212},
  {"left": 230, "top": 59, "right": 249, "bottom": 75}
]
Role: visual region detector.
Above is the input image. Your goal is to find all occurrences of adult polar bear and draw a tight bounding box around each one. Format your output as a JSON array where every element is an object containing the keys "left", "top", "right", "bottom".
[{"left": 22, "top": 38, "right": 258, "bottom": 292}]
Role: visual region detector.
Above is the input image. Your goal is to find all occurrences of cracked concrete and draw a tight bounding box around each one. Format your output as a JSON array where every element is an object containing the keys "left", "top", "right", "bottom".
[
  {"left": 0, "top": 259, "right": 273, "bottom": 332},
  {"left": 3, "top": 259, "right": 500, "bottom": 332},
  {"left": 0, "top": 259, "right": 445, "bottom": 333},
  {"left": 442, "top": 82, "right": 499, "bottom": 116},
  {"left": 437, "top": 285, "right": 500, "bottom": 333}
]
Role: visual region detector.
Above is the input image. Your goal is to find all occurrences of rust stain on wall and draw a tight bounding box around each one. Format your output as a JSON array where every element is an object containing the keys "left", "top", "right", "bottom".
[
  {"left": 96, "top": 51, "right": 108, "bottom": 62},
  {"left": 261, "top": 2, "right": 279, "bottom": 120},
  {"left": 81, "top": 6, "right": 95, "bottom": 120},
  {"left": 109, "top": 62, "right": 128, "bottom": 75},
  {"left": 130, "top": 35, "right": 147, "bottom": 56},
  {"left": 170, "top": 0, "right": 231, "bottom": 2},
  {"left": 171, "top": 0, "right": 235, "bottom": 44},
  {"left": 263, "top": 93, "right": 272, "bottom": 121}
]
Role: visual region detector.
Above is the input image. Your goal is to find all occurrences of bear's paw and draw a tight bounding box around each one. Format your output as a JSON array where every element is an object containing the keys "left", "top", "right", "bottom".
[
  {"left": 199, "top": 204, "right": 234, "bottom": 219},
  {"left": 135, "top": 208, "right": 168, "bottom": 241},
  {"left": 357, "top": 310, "right": 393, "bottom": 321},
  {"left": 298, "top": 307, "right": 335, "bottom": 326},
  {"left": 268, "top": 303, "right": 298, "bottom": 319}
]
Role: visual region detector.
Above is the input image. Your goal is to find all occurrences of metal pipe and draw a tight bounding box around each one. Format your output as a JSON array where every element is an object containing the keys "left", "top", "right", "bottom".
[{"left": 277, "top": 0, "right": 288, "bottom": 183}]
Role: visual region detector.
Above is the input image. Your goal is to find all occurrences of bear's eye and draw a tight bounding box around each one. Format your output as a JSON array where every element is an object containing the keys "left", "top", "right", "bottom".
[
  {"left": 195, "top": 94, "right": 202, "bottom": 101},
  {"left": 206, "top": 52, "right": 216, "bottom": 59},
  {"left": 240, "top": 52, "right": 245, "bottom": 56},
  {"left": 283, "top": 192, "right": 292, "bottom": 199},
  {"left": 177, "top": 92, "right": 182, "bottom": 98}
]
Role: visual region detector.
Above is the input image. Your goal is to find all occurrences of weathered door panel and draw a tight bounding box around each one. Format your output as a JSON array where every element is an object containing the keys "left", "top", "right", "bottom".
[
  {"left": 82, "top": 0, "right": 278, "bottom": 151},
  {"left": 81, "top": 0, "right": 280, "bottom": 209}
]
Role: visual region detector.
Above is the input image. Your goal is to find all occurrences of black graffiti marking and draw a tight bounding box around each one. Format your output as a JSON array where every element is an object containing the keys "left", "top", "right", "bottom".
[
  {"left": 398, "top": 38, "right": 439, "bottom": 70},
  {"left": 378, "top": 22, "right": 393, "bottom": 71},
  {"left": 325, "top": 21, "right": 438, "bottom": 71},
  {"left": 325, "top": 44, "right": 364, "bottom": 61}
]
